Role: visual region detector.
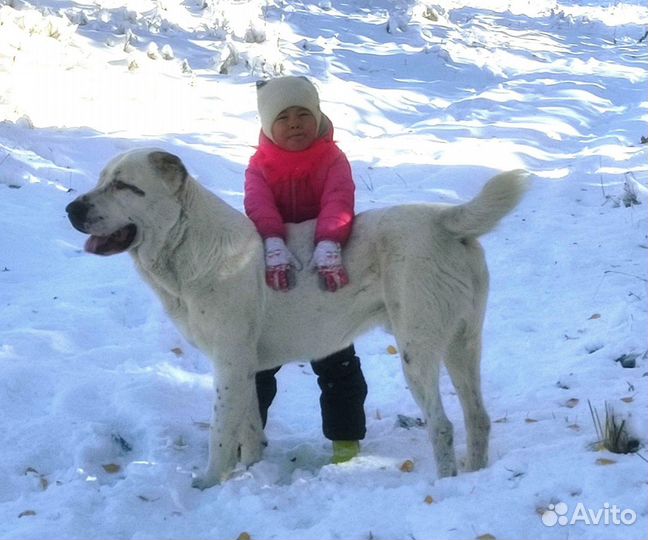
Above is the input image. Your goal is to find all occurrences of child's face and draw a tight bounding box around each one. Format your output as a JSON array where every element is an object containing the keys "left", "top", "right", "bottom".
[{"left": 271, "top": 106, "right": 318, "bottom": 151}]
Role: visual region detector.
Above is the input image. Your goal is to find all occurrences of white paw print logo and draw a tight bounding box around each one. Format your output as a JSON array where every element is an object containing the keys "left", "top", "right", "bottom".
[{"left": 542, "top": 502, "right": 569, "bottom": 526}]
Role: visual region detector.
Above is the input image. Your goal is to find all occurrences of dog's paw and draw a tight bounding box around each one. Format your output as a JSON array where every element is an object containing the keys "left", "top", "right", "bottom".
[{"left": 191, "top": 473, "right": 219, "bottom": 490}]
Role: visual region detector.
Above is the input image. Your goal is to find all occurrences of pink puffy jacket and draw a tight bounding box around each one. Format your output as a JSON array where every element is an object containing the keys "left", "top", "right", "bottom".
[{"left": 244, "top": 122, "right": 355, "bottom": 245}]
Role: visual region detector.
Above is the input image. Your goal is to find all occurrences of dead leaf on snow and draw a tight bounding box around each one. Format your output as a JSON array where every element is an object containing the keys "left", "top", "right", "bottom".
[
  {"left": 424, "top": 495, "right": 434, "bottom": 504},
  {"left": 18, "top": 510, "right": 36, "bottom": 518},
  {"left": 565, "top": 398, "right": 580, "bottom": 408},
  {"left": 596, "top": 458, "right": 617, "bottom": 466},
  {"left": 386, "top": 345, "right": 398, "bottom": 355},
  {"left": 102, "top": 463, "right": 121, "bottom": 474},
  {"left": 476, "top": 534, "right": 496, "bottom": 540},
  {"left": 400, "top": 459, "right": 414, "bottom": 472}
]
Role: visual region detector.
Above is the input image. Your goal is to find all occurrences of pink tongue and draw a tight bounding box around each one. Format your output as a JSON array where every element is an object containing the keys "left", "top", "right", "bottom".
[
  {"left": 85, "top": 235, "right": 117, "bottom": 255},
  {"left": 84, "top": 235, "right": 103, "bottom": 254},
  {"left": 82, "top": 225, "right": 135, "bottom": 256}
]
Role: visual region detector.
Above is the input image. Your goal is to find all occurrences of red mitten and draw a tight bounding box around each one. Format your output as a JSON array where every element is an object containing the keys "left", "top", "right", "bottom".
[
  {"left": 309, "top": 240, "right": 349, "bottom": 292},
  {"left": 264, "top": 237, "right": 300, "bottom": 291}
]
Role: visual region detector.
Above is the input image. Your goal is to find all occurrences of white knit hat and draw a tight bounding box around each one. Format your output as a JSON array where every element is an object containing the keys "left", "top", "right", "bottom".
[{"left": 256, "top": 76, "right": 322, "bottom": 141}]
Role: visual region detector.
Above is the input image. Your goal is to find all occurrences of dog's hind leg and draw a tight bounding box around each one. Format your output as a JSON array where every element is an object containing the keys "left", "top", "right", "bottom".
[
  {"left": 444, "top": 323, "right": 490, "bottom": 471},
  {"left": 399, "top": 346, "right": 458, "bottom": 478}
]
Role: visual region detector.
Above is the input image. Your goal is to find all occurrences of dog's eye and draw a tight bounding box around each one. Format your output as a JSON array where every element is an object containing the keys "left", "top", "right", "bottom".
[{"left": 112, "top": 180, "right": 145, "bottom": 196}]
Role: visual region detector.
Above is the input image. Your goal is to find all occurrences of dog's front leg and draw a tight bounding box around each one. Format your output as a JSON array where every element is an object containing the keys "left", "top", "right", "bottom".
[{"left": 192, "top": 358, "right": 263, "bottom": 489}]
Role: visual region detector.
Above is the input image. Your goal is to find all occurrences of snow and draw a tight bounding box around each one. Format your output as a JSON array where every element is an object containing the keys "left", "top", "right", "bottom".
[{"left": 1, "top": 0, "right": 647, "bottom": 538}]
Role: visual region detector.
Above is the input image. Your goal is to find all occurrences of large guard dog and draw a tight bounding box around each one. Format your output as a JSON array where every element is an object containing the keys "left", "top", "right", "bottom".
[{"left": 66, "top": 149, "right": 528, "bottom": 489}]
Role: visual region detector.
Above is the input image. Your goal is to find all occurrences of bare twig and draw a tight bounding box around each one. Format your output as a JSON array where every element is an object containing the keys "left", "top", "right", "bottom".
[{"left": 604, "top": 270, "right": 648, "bottom": 283}]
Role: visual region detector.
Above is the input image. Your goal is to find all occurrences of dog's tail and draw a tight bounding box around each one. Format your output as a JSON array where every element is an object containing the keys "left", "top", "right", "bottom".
[{"left": 438, "top": 170, "right": 530, "bottom": 238}]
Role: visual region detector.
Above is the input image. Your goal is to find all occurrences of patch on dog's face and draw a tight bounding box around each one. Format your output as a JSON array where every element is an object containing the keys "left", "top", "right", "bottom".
[{"left": 66, "top": 149, "right": 186, "bottom": 256}]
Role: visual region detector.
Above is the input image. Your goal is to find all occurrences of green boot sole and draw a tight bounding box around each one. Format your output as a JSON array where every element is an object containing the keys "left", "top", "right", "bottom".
[{"left": 332, "top": 440, "right": 360, "bottom": 464}]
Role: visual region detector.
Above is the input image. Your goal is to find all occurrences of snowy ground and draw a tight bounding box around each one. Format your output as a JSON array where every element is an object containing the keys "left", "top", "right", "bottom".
[{"left": 1, "top": 0, "right": 647, "bottom": 538}]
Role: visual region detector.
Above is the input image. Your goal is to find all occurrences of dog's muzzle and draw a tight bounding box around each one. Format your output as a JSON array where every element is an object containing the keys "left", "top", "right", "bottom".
[{"left": 65, "top": 198, "right": 137, "bottom": 256}]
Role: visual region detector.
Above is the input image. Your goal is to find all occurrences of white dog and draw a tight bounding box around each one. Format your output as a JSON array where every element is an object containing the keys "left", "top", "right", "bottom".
[{"left": 66, "top": 149, "right": 528, "bottom": 488}]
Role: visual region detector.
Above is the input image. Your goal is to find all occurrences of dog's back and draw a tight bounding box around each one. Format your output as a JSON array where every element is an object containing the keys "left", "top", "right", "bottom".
[{"left": 259, "top": 170, "right": 528, "bottom": 367}]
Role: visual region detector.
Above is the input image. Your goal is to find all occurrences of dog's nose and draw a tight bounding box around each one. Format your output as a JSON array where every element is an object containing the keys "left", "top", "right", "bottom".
[{"left": 66, "top": 199, "right": 90, "bottom": 232}]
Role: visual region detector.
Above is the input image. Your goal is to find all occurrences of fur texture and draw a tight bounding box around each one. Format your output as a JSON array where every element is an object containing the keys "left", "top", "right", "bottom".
[{"left": 66, "top": 149, "right": 529, "bottom": 488}]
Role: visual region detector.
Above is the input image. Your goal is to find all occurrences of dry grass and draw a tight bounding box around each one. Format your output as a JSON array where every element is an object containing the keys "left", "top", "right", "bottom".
[{"left": 588, "top": 400, "right": 640, "bottom": 454}]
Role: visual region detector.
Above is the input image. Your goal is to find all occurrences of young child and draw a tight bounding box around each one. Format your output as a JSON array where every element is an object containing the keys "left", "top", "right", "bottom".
[{"left": 244, "top": 76, "right": 367, "bottom": 463}]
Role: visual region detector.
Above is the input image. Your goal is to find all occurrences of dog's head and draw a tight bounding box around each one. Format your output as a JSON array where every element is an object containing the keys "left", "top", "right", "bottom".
[{"left": 66, "top": 149, "right": 188, "bottom": 256}]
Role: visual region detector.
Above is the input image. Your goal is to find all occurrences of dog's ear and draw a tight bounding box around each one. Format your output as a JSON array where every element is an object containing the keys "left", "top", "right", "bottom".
[{"left": 148, "top": 151, "right": 188, "bottom": 193}]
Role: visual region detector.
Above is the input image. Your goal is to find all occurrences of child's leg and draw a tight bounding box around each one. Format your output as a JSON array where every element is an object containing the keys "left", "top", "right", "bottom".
[
  {"left": 255, "top": 366, "right": 281, "bottom": 428},
  {"left": 310, "top": 344, "right": 367, "bottom": 441}
]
